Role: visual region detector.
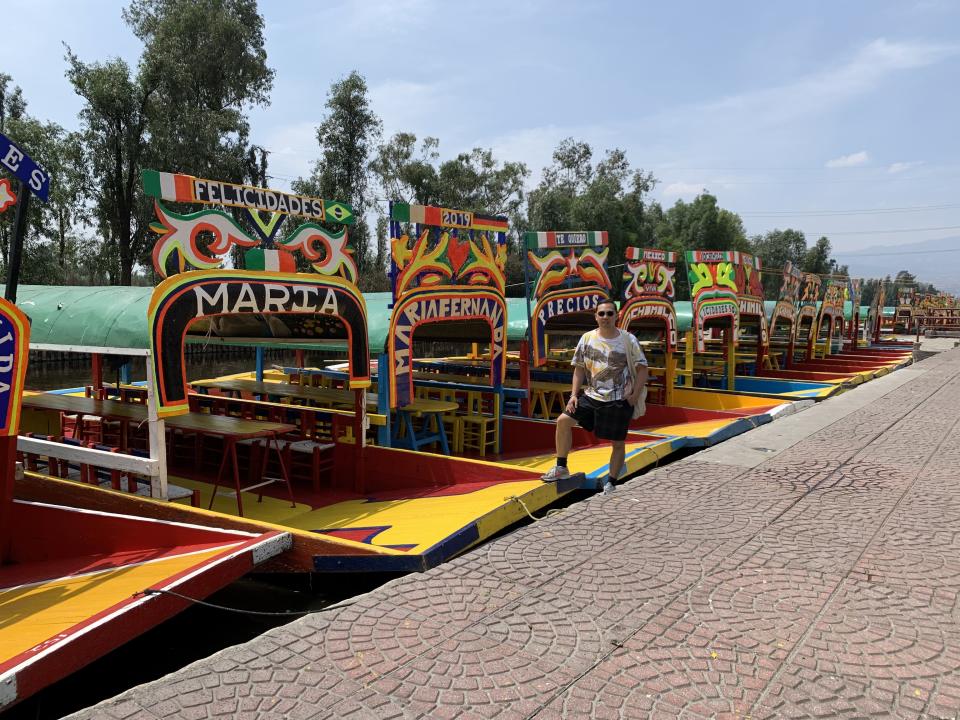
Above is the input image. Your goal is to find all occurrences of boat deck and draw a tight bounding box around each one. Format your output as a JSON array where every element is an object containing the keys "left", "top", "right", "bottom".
[
  {"left": 0, "top": 501, "right": 288, "bottom": 711},
  {"left": 72, "top": 346, "right": 960, "bottom": 719}
]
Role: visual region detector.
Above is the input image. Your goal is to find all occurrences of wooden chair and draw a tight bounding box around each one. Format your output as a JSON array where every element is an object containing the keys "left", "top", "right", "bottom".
[
  {"left": 282, "top": 440, "right": 335, "bottom": 492},
  {"left": 460, "top": 391, "right": 497, "bottom": 457},
  {"left": 19, "top": 433, "right": 63, "bottom": 476}
]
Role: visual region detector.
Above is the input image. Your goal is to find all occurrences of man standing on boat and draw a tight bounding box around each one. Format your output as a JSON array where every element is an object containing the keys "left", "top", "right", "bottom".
[{"left": 541, "top": 296, "right": 648, "bottom": 494}]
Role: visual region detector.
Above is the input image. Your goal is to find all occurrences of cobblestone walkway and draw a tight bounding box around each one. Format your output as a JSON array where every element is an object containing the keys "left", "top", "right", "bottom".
[{"left": 75, "top": 349, "right": 960, "bottom": 719}]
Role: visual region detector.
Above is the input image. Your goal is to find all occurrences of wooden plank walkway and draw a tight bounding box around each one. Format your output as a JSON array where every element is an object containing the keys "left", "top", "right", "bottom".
[{"left": 71, "top": 347, "right": 960, "bottom": 719}]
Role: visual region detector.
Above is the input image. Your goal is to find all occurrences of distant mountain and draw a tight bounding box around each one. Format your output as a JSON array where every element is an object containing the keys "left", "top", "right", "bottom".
[{"left": 836, "top": 236, "right": 960, "bottom": 294}]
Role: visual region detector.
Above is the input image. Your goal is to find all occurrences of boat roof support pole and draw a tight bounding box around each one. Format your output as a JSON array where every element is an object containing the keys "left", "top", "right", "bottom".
[
  {"left": 145, "top": 354, "right": 168, "bottom": 500},
  {"left": 3, "top": 182, "right": 29, "bottom": 304},
  {"left": 255, "top": 347, "right": 265, "bottom": 382},
  {"left": 376, "top": 353, "right": 391, "bottom": 447},
  {"left": 92, "top": 353, "right": 103, "bottom": 395}
]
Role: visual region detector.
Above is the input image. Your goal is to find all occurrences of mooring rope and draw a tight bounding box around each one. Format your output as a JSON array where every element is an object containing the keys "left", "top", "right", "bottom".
[{"left": 133, "top": 588, "right": 358, "bottom": 617}]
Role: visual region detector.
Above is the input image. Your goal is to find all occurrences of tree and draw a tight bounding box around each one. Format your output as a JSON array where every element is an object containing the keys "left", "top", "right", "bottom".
[
  {"left": 370, "top": 133, "right": 441, "bottom": 205},
  {"left": 295, "top": 71, "right": 382, "bottom": 279},
  {"left": 526, "top": 138, "right": 657, "bottom": 296},
  {"left": 66, "top": 55, "right": 156, "bottom": 285},
  {"left": 373, "top": 132, "right": 528, "bottom": 221},
  {"left": 655, "top": 193, "right": 750, "bottom": 256},
  {"left": 0, "top": 74, "right": 90, "bottom": 285},
  {"left": 124, "top": 0, "right": 274, "bottom": 182},
  {"left": 371, "top": 131, "right": 529, "bottom": 293},
  {"left": 67, "top": 0, "right": 274, "bottom": 284},
  {"left": 801, "top": 236, "right": 832, "bottom": 275},
  {"left": 749, "top": 229, "right": 808, "bottom": 297}
]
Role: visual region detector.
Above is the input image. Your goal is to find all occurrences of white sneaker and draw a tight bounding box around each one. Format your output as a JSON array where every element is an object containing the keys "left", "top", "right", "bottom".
[
  {"left": 541, "top": 465, "right": 571, "bottom": 482},
  {"left": 602, "top": 481, "right": 615, "bottom": 495}
]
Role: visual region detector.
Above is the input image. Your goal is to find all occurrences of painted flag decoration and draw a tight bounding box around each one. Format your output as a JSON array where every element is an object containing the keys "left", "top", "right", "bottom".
[
  {"left": 244, "top": 248, "right": 297, "bottom": 272},
  {"left": 390, "top": 202, "right": 508, "bottom": 232},
  {"left": 141, "top": 169, "right": 354, "bottom": 224},
  {"left": 524, "top": 231, "right": 608, "bottom": 250},
  {"left": 625, "top": 246, "right": 676, "bottom": 263}
]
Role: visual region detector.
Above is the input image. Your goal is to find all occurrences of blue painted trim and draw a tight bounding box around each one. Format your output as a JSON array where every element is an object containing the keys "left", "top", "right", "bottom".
[
  {"left": 255, "top": 347, "right": 264, "bottom": 381},
  {"left": 377, "top": 353, "right": 391, "bottom": 447},
  {"left": 313, "top": 521, "right": 481, "bottom": 573},
  {"left": 47, "top": 386, "right": 87, "bottom": 395}
]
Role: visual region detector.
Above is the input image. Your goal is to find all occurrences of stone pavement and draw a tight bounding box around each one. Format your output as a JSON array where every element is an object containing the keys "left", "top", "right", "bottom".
[{"left": 74, "top": 348, "right": 960, "bottom": 720}]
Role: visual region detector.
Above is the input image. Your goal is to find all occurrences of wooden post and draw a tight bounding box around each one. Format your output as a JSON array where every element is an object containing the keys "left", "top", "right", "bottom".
[
  {"left": 0, "top": 435, "right": 16, "bottom": 564},
  {"left": 664, "top": 350, "right": 675, "bottom": 407},
  {"left": 3, "top": 182, "right": 30, "bottom": 304},
  {"left": 684, "top": 330, "right": 694, "bottom": 387},
  {"left": 353, "top": 387, "right": 366, "bottom": 494},
  {"left": 519, "top": 339, "right": 531, "bottom": 417},
  {"left": 145, "top": 358, "right": 168, "bottom": 500},
  {"left": 255, "top": 347, "right": 265, "bottom": 381},
  {"left": 295, "top": 349, "right": 305, "bottom": 368},
  {"left": 91, "top": 353, "right": 103, "bottom": 396},
  {"left": 376, "top": 352, "right": 391, "bottom": 447},
  {"left": 725, "top": 326, "right": 736, "bottom": 391}
]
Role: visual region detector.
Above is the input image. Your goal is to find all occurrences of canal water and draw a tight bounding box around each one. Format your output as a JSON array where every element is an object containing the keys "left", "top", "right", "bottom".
[{"left": 5, "top": 573, "right": 400, "bottom": 720}]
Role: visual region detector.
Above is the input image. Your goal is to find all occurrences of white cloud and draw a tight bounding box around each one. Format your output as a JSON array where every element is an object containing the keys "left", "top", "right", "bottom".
[
  {"left": 888, "top": 160, "right": 924, "bottom": 174},
  {"left": 469, "top": 123, "right": 618, "bottom": 185},
  {"left": 826, "top": 151, "right": 869, "bottom": 168},
  {"left": 369, "top": 80, "right": 450, "bottom": 140},
  {"left": 661, "top": 182, "right": 706, "bottom": 198},
  {"left": 258, "top": 122, "right": 321, "bottom": 188},
  {"left": 660, "top": 38, "right": 959, "bottom": 138},
  {"left": 486, "top": 126, "right": 569, "bottom": 185}
]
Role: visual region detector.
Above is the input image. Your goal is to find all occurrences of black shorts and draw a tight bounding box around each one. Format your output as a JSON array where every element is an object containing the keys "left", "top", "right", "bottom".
[{"left": 563, "top": 394, "right": 633, "bottom": 441}]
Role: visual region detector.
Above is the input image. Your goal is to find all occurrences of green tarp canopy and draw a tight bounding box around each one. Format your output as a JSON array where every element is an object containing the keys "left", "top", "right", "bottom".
[
  {"left": 6, "top": 284, "right": 892, "bottom": 354},
  {"left": 6, "top": 285, "right": 532, "bottom": 354}
]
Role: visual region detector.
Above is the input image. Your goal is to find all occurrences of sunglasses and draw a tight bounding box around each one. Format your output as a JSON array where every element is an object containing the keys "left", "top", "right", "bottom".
[{"left": 596, "top": 310, "right": 616, "bottom": 317}]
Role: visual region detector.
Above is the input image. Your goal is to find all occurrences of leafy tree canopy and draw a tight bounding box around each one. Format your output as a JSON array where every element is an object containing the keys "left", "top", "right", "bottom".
[{"left": 526, "top": 138, "right": 657, "bottom": 295}]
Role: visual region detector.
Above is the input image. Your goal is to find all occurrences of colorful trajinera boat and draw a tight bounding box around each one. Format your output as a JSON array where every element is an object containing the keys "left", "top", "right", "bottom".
[
  {"left": 616, "top": 248, "right": 795, "bottom": 445},
  {"left": 15, "top": 178, "right": 594, "bottom": 573},
  {"left": 0, "top": 296, "right": 289, "bottom": 711}
]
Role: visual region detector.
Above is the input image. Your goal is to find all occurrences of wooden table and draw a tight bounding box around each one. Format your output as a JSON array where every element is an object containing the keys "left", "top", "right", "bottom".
[
  {"left": 192, "top": 378, "right": 373, "bottom": 408},
  {"left": 393, "top": 399, "right": 459, "bottom": 454},
  {"left": 22, "top": 394, "right": 297, "bottom": 517}
]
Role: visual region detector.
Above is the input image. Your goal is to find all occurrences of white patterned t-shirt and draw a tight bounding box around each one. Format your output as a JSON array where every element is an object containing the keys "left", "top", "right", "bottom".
[{"left": 571, "top": 329, "right": 647, "bottom": 402}]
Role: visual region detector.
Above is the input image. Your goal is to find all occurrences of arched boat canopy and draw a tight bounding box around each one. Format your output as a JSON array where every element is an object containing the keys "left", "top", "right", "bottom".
[
  {"left": 147, "top": 270, "right": 371, "bottom": 417},
  {"left": 388, "top": 287, "right": 507, "bottom": 408}
]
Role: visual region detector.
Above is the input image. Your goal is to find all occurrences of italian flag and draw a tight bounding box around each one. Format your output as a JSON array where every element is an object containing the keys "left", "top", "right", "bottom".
[{"left": 245, "top": 248, "right": 296, "bottom": 272}]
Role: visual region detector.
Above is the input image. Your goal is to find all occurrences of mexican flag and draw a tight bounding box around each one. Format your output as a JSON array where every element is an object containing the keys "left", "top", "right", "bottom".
[{"left": 245, "top": 248, "right": 297, "bottom": 272}]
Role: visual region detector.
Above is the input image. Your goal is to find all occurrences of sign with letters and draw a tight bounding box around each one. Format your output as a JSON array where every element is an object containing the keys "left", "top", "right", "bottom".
[
  {"left": 619, "top": 247, "right": 679, "bottom": 351},
  {"left": 0, "top": 131, "right": 50, "bottom": 202},
  {"left": 0, "top": 298, "right": 30, "bottom": 436},
  {"left": 148, "top": 270, "right": 370, "bottom": 417}
]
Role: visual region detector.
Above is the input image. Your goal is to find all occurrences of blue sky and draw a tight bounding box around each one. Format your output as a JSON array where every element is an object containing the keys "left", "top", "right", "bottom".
[{"left": 3, "top": 0, "right": 960, "bottom": 254}]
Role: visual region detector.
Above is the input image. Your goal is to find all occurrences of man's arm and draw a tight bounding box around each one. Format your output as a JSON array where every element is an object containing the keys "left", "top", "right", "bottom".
[
  {"left": 566, "top": 366, "right": 586, "bottom": 412},
  {"left": 629, "top": 341, "right": 648, "bottom": 405},
  {"left": 630, "top": 363, "right": 649, "bottom": 405}
]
